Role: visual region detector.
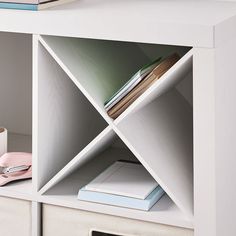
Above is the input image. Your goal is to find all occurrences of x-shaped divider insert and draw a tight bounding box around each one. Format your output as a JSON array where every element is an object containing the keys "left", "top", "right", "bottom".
[{"left": 37, "top": 35, "right": 193, "bottom": 219}]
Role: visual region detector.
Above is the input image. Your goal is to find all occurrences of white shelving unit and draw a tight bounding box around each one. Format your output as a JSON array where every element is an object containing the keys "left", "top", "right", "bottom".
[{"left": 0, "top": 1, "right": 236, "bottom": 236}]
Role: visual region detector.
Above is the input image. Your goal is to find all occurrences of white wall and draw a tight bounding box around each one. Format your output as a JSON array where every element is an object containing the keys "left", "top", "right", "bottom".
[{"left": 0, "top": 32, "right": 32, "bottom": 135}]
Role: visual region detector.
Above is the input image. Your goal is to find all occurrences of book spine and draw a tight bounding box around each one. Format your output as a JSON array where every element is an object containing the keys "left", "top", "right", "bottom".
[
  {"left": 0, "top": 2, "right": 38, "bottom": 10},
  {"left": 78, "top": 187, "right": 165, "bottom": 211}
]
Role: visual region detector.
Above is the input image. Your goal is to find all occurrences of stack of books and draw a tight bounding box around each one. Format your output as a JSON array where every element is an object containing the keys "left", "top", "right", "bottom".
[
  {"left": 0, "top": 0, "right": 72, "bottom": 10},
  {"left": 78, "top": 161, "right": 165, "bottom": 211},
  {"left": 105, "top": 53, "right": 180, "bottom": 119}
]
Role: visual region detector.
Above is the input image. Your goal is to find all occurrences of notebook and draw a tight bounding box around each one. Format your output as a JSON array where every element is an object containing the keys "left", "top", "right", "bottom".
[
  {"left": 84, "top": 161, "right": 158, "bottom": 200},
  {"left": 78, "top": 185, "right": 165, "bottom": 211},
  {"left": 104, "top": 57, "right": 162, "bottom": 111},
  {"left": 108, "top": 53, "right": 180, "bottom": 119}
]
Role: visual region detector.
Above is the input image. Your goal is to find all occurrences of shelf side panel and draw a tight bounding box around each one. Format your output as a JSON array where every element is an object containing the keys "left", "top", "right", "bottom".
[
  {"left": 37, "top": 43, "right": 107, "bottom": 189},
  {"left": 116, "top": 89, "right": 193, "bottom": 216}
]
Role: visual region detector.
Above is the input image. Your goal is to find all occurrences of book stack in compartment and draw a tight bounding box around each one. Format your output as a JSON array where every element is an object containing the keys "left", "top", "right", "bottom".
[
  {"left": 78, "top": 161, "right": 165, "bottom": 211},
  {"left": 105, "top": 53, "right": 180, "bottom": 119},
  {"left": 0, "top": 0, "right": 73, "bottom": 10}
]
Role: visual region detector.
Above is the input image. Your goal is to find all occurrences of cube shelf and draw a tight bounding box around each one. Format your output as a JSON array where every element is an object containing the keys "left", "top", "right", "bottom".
[
  {"left": 35, "top": 35, "right": 193, "bottom": 229},
  {"left": 36, "top": 43, "right": 108, "bottom": 190},
  {"left": 0, "top": 1, "right": 236, "bottom": 236}
]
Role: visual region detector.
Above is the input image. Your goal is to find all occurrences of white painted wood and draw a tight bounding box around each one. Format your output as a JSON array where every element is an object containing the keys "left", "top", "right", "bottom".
[
  {"left": 39, "top": 148, "right": 193, "bottom": 229},
  {"left": 193, "top": 48, "right": 216, "bottom": 236},
  {"left": 214, "top": 36, "right": 236, "bottom": 236},
  {"left": 1, "top": 0, "right": 236, "bottom": 47},
  {"left": 37, "top": 43, "right": 107, "bottom": 190},
  {"left": 39, "top": 126, "right": 116, "bottom": 194},
  {"left": 115, "top": 49, "right": 193, "bottom": 124},
  {"left": 194, "top": 37, "right": 236, "bottom": 236},
  {"left": 38, "top": 35, "right": 110, "bottom": 125},
  {"left": 38, "top": 35, "right": 150, "bottom": 118},
  {"left": 115, "top": 89, "right": 193, "bottom": 217},
  {"left": 40, "top": 189, "right": 193, "bottom": 229},
  {"left": 0, "top": 2, "right": 236, "bottom": 233},
  {"left": 33, "top": 34, "right": 39, "bottom": 193},
  {"left": 43, "top": 147, "right": 136, "bottom": 195},
  {"left": 0, "top": 32, "right": 32, "bottom": 135},
  {"left": 0, "top": 197, "right": 32, "bottom": 236},
  {"left": 32, "top": 201, "right": 41, "bottom": 236},
  {"left": 176, "top": 72, "right": 193, "bottom": 106},
  {"left": 0, "top": 179, "right": 33, "bottom": 201},
  {"left": 42, "top": 204, "right": 193, "bottom": 236},
  {"left": 137, "top": 44, "right": 193, "bottom": 105}
]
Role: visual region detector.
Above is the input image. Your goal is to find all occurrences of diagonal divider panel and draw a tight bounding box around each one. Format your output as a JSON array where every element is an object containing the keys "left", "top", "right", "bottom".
[
  {"left": 40, "top": 133, "right": 138, "bottom": 198},
  {"left": 111, "top": 52, "right": 193, "bottom": 217},
  {"left": 39, "top": 126, "right": 116, "bottom": 195},
  {"left": 38, "top": 35, "right": 151, "bottom": 125},
  {"left": 37, "top": 43, "right": 108, "bottom": 190},
  {"left": 114, "top": 49, "right": 193, "bottom": 124},
  {"left": 37, "top": 34, "right": 193, "bottom": 222}
]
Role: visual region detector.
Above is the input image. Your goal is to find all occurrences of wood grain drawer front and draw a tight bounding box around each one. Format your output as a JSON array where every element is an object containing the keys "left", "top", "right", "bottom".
[
  {"left": 0, "top": 196, "right": 31, "bottom": 236},
  {"left": 42, "top": 204, "right": 193, "bottom": 236}
]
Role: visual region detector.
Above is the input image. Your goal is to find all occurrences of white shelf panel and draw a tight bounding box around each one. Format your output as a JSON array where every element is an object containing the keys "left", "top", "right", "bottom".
[
  {"left": 37, "top": 43, "right": 107, "bottom": 190},
  {"left": 40, "top": 171, "right": 193, "bottom": 229},
  {"left": 0, "top": 179, "right": 33, "bottom": 201},
  {"left": 40, "top": 147, "right": 193, "bottom": 228},
  {"left": 42, "top": 147, "right": 136, "bottom": 194},
  {"left": 38, "top": 35, "right": 151, "bottom": 124},
  {"left": 115, "top": 89, "right": 193, "bottom": 217},
  {"left": 39, "top": 126, "right": 116, "bottom": 194},
  {"left": 40, "top": 194, "right": 193, "bottom": 230},
  {"left": 0, "top": 0, "right": 236, "bottom": 47},
  {"left": 115, "top": 49, "right": 193, "bottom": 124}
]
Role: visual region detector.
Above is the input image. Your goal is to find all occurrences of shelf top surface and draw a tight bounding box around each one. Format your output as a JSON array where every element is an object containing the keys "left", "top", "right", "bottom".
[{"left": 1, "top": 0, "right": 236, "bottom": 47}]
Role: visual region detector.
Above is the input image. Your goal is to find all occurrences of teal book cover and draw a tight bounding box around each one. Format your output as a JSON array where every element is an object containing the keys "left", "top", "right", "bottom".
[
  {"left": 78, "top": 186, "right": 165, "bottom": 211},
  {"left": 0, "top": 2, "right": 38, "bottom": 10}
]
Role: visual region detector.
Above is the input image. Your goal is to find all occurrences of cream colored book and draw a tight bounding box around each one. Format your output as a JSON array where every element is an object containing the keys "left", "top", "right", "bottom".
[{"left": 84, "top": 161, "right": 158, "bottom": 200}]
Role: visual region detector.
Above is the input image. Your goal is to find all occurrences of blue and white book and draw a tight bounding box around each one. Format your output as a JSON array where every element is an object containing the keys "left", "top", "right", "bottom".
[
  {"left": 0, "top": 0, "right": 74, "bottom": 11},
  {"left": 78, "top": 185, "right": 165, "bottom": 211},
  {"left": 0, "top": 2, "right": 38, "bottom": 10},
  {"left": 78, "top": 161, "right": 165, "bottom": 211}
]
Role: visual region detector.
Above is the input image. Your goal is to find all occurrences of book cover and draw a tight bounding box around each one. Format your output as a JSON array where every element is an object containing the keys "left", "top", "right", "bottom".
[
  {"left": 84, "top": 161, "right": 158, "bottom": 200},
  {"left": 0, "top": 0, "right": 48, "bottom": 4},
  {"left": 104, "top": 57, "right": 162, "bottom": 111},
  {"left": 108, "top": 53, "right": 180, "bottom": 119},
  {"left": 78, "top": 185, "right": 165, "bottom": 211}
]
